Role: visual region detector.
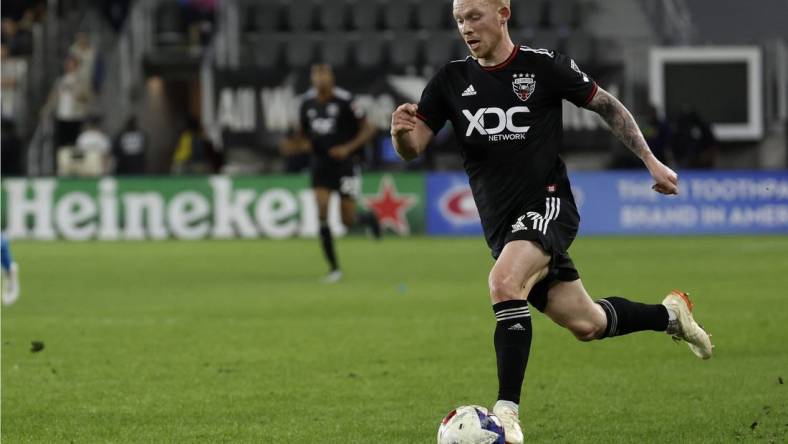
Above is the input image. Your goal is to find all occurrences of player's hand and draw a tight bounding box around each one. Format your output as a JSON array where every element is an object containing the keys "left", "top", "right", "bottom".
[
  {"left": 645, "top": 156, "right": 679, "bottom": 195},
  {"left": 328, "top": 144, "right": 351, "bottom": 160},
  {"left": 390, "top": 103, "right": 419, "bottom": 138}
]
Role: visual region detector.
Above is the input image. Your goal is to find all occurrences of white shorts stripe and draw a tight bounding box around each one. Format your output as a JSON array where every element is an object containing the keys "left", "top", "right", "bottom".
[{"left": 543, "top": 197, "right": 561, "bottom": 234}]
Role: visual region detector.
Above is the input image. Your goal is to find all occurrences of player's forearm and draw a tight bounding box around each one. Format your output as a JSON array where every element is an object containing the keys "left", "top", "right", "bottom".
[
  {"left": 585, "top": 88, "right": 655, "bottom": 163},
  {"left": 392, "top": 134, "right": 420, "bottom": 161},
  {"left": 346, "top": 120, "right": 377, "bottom": 153}
]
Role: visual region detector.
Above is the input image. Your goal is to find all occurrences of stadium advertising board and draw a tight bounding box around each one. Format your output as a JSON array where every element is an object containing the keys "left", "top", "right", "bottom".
[
  {"left": 426, "top": 171, "right": 788, "bottom": 235},
  {"left": 1, "top": 174, "right": 424, "bottom": 240}
]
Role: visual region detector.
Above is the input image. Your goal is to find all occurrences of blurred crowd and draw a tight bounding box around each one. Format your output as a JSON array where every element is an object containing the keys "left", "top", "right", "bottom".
[
  {"left": 1, "top": 0, "right": 221, "bottom": 178},
  {"left": 1, "top": 0, "right": 47, "bottom": 176}
]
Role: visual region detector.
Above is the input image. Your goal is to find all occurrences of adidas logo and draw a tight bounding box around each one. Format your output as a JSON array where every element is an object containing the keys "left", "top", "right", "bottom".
[
  {"left": 461, "top": 84, "right": 477, "bottom": 97},
  {"left": 508, "top": 323, "right": 526, "bottom": 331},
  {"left": 511, "top": 215, "right": 528, "bottom": 233}
]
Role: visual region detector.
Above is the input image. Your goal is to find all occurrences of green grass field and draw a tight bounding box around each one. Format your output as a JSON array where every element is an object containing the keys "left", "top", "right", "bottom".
[{"left": 2, "top": 236, "right": 788, "bottom": 443}]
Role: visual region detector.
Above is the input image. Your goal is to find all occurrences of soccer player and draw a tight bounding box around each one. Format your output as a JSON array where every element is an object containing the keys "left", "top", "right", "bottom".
[
  {"left": 1, "top": 234, "right": 20, "bottom": 305},
  {"left": 390, "top": 1, "right": 713, "bottom": 442},
  {"left": 297, "top": 63, "right": 381, "bottom": 283}
]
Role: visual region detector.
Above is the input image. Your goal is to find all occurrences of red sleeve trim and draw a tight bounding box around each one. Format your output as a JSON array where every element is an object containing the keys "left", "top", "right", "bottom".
[
  {"left": 415, "top": 112, "right": 429, "bottom": 123},
  {"left": 583, "top": 82, "right": 599, "bottom": 106}
]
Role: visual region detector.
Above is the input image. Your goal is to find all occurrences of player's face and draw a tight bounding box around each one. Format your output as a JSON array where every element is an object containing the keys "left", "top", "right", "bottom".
[
  {"left": 310, "top": 64, "right": 335, "bottom": 93},
  {"left": 453, "top": 0, "right": 504, "bottom": 59}
]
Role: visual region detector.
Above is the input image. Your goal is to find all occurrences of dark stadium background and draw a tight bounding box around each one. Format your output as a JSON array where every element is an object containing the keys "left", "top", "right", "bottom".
[{"left": 2, "top": 0, "right": 786, "bottom": 177}]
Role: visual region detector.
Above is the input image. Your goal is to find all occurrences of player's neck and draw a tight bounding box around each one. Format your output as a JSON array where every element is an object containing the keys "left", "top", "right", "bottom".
[
  {"left": 316, "top": 88, "right": 333, "bottom": 102},
  {"left": 477, "top": 38, "right": 516, "bottom": 68}
]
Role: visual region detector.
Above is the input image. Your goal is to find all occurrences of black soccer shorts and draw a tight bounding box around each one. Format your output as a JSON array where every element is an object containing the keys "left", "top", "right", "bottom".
[
  {"left": 501, "top": 194, "right": 581, "bottom": 313},
  {"left": 310, "top": 161, "right": 360, "bottom": 199}
]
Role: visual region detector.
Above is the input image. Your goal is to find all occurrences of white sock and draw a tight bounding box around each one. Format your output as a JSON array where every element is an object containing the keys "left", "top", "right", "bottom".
[{"left": 494, "top": 400, "right": 519, "bottom": 415}]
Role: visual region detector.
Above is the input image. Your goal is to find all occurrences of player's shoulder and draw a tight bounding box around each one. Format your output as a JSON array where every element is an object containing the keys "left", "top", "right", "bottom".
[
  {"left": 516, "top": 45, "right": 581, "bottom": 73},
  {"left": 298, "top": 88, "right": 317, "bottom": 107},
  {"left": 332, "top": 87, "right": 354, "bottom": 103},
  {"left": 515, "top": 45, "right": 560, "bottom": 68}
]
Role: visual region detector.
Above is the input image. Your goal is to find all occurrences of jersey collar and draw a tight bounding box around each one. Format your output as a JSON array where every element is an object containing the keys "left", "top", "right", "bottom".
[{"left": 479, "top": 44, "right": 518, "bottom": 72}]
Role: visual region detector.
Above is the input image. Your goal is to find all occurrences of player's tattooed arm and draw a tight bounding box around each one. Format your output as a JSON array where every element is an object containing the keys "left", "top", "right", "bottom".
[
  {"left": 584, "top": 87, "right": 652, "bottom": 160},
  {"left": 585, "top": 87, "right": 679, "bottom": 194}
]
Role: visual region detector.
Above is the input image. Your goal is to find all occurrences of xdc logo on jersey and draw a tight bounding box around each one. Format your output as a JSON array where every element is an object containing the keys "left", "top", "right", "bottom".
[{"left": 462, "top": 106, "right": 530, "bottom": 142}]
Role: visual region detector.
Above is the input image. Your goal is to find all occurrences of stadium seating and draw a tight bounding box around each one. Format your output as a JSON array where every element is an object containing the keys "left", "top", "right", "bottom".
[
  {"left": 382, "top": 1, "right": 413, "bottom": 30},
  {"left": 424, "top": 31, "right": 459, "bottom": 67},
  {"left": 246, "top": 1, "right": 282, "bottom": 33},
  {"left": 253, "top": 33, "right": 283, "bottom": 68},
  {"left": 318, "top": 0, "right": 348, "bottom": 31},
  {"left": 235, "top": 0, "right": 596, "bottom": 69},
  {"left": 548, "top": 0, "right": 581, "bottom": 29},
  {"left": 351, "top": 0, "right": 380, "bottom": 31},
  {"left": 355, "top": 32, "right": 386, "bottom": 67},
  {"left": 415, "top": 1, "right": 451, "bottom": 30},
  {"left": 286, "top": 1, "right": 317, "bottom": 31},
  {"left": 389, "top": 31, "right": 421, "bottom": 68},
  {"left": 318, "top": 33, "right": 352, "bottom": 67},
  {"left": 563, "top": 31, "right": 596, "bottom": 64},
  {"left": 510, "top": 1, "right": 542, "bottom": 30},
  {"left": 284, "top": 34, "right": 315, "bottom": 68}
]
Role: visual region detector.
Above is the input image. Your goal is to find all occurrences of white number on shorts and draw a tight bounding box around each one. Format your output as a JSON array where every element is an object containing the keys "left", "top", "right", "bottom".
[{"left": 339, "top": 175, "right": 361, "bottom": 197}]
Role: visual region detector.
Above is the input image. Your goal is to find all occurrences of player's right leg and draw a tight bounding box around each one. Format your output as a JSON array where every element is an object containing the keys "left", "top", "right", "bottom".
[
  {"left": 488, "top": 240, "right": 550, "bottom": 444},
  {"left": 314, "top": 187, "right": 341, "bottom": 283}
]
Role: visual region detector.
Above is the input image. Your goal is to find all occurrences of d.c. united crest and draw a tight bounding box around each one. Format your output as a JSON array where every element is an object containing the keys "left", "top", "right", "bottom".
[{"left": 512, "top": 73, "right": 536, "bottom": 102}]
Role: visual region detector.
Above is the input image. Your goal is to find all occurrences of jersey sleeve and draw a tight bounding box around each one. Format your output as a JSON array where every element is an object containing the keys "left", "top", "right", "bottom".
[
  {"left": 348, "top": 98, "right": 365, "bottom": 120},
  {"left": 548, "top": 52, "right": 598, "bottom": 107},
  {"left": 416, "top": 67, "right": 450, "bottom": 134},
  {"left": 340, "top": 97, "right": 362, "bottom": 135}
]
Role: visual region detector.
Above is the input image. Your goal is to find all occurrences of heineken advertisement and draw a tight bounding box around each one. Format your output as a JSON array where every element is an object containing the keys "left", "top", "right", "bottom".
[{"left": 1, "top": 174, "right": 425, "bottom": 241}]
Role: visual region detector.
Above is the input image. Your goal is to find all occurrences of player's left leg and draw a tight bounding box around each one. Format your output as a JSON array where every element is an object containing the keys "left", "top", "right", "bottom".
[
  {"left": 543, "top": 279, "right": 713, "bottom": 358},
  {"left": 314, "top": 187, "right": 341, "bottom": 283},
  {"left": 1, "top": 235, "right": 20, "bottom": 305}
]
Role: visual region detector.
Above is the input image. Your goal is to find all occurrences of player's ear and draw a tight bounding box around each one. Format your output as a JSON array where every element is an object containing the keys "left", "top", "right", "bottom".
[{"left": 498, "top": 4, "right": 511, "bottom": 24}]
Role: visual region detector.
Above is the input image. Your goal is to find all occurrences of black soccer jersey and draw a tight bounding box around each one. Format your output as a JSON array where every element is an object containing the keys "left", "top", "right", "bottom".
[
  {"left": 417, "top": 45, "right": 598, "bottom": 253},
  {"left": 299, "top": 87, "right": 363, "bottom": 165}
]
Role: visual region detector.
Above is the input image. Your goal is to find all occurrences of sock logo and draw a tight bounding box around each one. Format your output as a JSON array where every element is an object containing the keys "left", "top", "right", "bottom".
[{"left": 508, "top": 323, "right": 526, "bottom": 331}]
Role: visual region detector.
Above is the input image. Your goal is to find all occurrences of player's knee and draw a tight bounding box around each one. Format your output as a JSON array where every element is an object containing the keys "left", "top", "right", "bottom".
[
  {"left": 488, "top": 273, "right": 524, "bottom": 303},
  {"left": 569, "top": 320, "right": 605, "bottom": 342}
]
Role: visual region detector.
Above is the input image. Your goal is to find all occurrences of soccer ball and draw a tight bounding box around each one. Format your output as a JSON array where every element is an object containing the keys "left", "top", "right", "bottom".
[{"left": 437, "top": 405, "right": 506, "bottom": 444}]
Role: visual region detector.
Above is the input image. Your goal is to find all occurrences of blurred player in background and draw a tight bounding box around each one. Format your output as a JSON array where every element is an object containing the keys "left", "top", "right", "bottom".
[
  {"left": 390, "top": 0, "right": 713, "bottom": 442},
  {"left": 1, "top": 234, "right": 20, "bottom": 305},
  {"left": 292, "top": 63, "right": 381, "bottom": 283}
]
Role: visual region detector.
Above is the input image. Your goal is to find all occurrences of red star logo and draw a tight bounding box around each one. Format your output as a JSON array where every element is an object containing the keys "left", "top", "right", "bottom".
[{"left": 363, "top": 175, "right": 418, "bottom": 235}]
